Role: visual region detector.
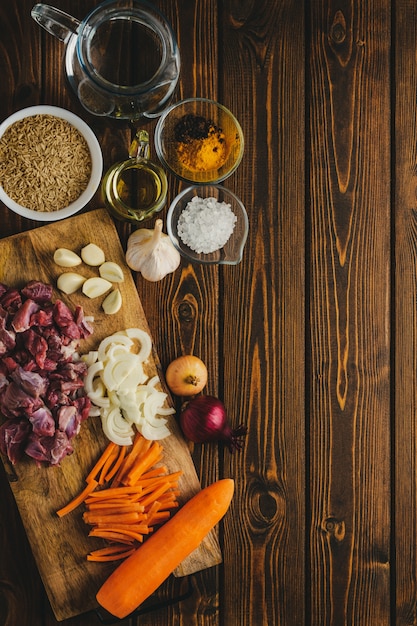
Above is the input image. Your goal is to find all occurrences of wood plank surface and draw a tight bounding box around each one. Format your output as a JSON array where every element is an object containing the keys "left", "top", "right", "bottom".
[
  {"left": 5, "top": 0, "right": 417, "bottom": 625},
  {"left": 309, "top": 2, "right": 391, "bottom": 624},
  {"left": 394, "top": 1, "right": 417, "bottom": 623},
  {"left": 0, "top": 209, "right": 221, "bottom": 621},
  {"left": 219, "top": 1, "right": 306, "bottom": 625}
]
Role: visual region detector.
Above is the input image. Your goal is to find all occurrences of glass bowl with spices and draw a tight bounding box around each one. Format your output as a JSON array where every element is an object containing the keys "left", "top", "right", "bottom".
[
  {"left": 154, "top": 98, "right": 244, "bottom": 184},
  {"left": 166, "top": 184, "right": 249, "bottom": 265},
  {"left": 0, "top": 105, "right": 103, "bottom": 221}
]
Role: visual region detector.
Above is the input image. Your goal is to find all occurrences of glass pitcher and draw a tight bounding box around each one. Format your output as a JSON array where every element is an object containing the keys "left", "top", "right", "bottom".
[{"left": 31, "top": 0, "right": 181, "bottom": 120}]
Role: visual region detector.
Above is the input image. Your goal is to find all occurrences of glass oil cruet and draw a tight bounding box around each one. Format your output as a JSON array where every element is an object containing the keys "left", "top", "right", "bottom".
[{"left": 102, "top": 129, "right": 168, "bottom": 222}]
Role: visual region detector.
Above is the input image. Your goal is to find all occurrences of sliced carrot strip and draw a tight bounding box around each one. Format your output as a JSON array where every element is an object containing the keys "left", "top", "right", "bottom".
[
  {"left": 85, "top": 486, "right": 143, "bottom": 499},
  {"left": 104, "top": 445, "right": 127, "bottom": 483},
  {"left": 112, "top": 435, "right": 152, "bottom": 486},
  {"left": 87, "top": 549, "right": 136, "bottom": 562},
  {"left": 124, "top": 441, "right": 163, "bottom": 485},
  {"left": 139, "top": 482, "right": 175, "bottom": 509},
  {"left": 137, "top": 469, "right": 182, "bottom": 487},
  {"left": 95, "top": 515, "right": 149, "bottom": 533},
  {"left": 87, "top": 553, "right": 134, "bottom": 562},
  {"left": 137, "top": 466, "right": 168, "bottom": 481},
  {"left": 94, "top": 527, "right": 145, "bottom": 542},
  {"left": 84, "top": 496, "right": 142, "bottom": 508},
  {"left": 140, "top": 481, "right": 180, "bottom": 500},
  {"left": 88, "top": 545, "right": 135, "bottom": 556},
  {"left": 89, "top": 529, "right": 136, "bottom": 543},
  {"left": 99, "top": 449, "right": 119, "bottom": 485},
  {"left": 84, "top": 503, "right": 144, "bottom": 516},
  {"left": 154, "top": 489, "right": 181, "bottom": 501},
  {"left": 149, "top": 497, "right": 178, "bottom": 512},
  {"left": 56, "top": 480, "right": 99, "bottom": 517},
  {"left": 83, "top": 511, "right": 142, "bottom": 525},
  {"left": 143, "top": 499, "right": 160, "bottom": 518},
  {"left": 86, "top": 442, "right": 118, "bottom": 484},
  {"left": 147, "top": 511, "right": 171, "bottom": 525},
  {"left": 86, "top": 501, "right": 145, "bottom": 512}
]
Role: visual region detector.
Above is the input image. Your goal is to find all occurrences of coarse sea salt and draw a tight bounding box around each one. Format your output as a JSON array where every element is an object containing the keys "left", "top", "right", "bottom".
[{"left": 177, "top": 196, "right": 237, "bottom": 254}]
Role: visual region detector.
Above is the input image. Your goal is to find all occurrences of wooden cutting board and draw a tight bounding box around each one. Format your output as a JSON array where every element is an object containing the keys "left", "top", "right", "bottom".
[{"left": 0, "top": 208, "right": 222, "bottom": 621}]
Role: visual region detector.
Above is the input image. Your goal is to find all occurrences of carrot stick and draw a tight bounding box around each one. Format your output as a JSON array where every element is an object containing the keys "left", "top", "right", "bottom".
[
  {"left": 99, "top": 449, "right": 119, "bottom": 485},
  {"left": 147, "top": 496, "right": 178, "bottom": 512},
  {"left": 85, "top": 503, "right": 144, "bottom": 515},
  {"left": 138, "top": 469, "right": 182, "bottom": 486},
  {"left": 86, "top": 499, "right": 135, "bottom": 509},
  {"left": 139, "top": 482, "right": 174, "bottom": 509},
  {"left": 144, "top": 499, "right": 160, "bottom": 515},
  {"left": 87, "top": 548, "right": 136, "bottom": 562},
  {"left": 84, "top": 509, "right": 145, "bottom": 521},
  {"left": 56, "top": 480, "right": 99, "bottom": 517},
  {"left": 139, "top": 484, "right": 179, "bottom": 501},
  {"left": 88, "top": 545, "right": 135, "bottom": 556},
  {"left": 124, "top": 441, "right": 163, "bottom": 485},
  {"left": 137, "top": 466, "right": 169, "bottom": 480},
  {"left": 89, "top": 529, "right": 135, "bottom": 543},
  {"left": 158, "top": 488, "right": 181, "bottom": 499},
  {"left": 104, "top": 445, "right": 127, "bottom": 483},
  {"left": 86, "top": 501, "right": 145, "bottom": 512},
  {"left": 83, "top": 511, "right": 142, "bottom": 525},
  {"left": 93, "top": 527, "right": 145, "bottom": 542},
  {"left": 86, "top": 442, "right": 118, "bottom": 484},
  {"left": 126, "top": 492, "right": 145, "bottom": 503},
  {"left": 138, "top": 475, "right": 180, "bottom": 496},
  {"left": 95, "top": 521, "right": 149, "bottom": 531},
  {"left": 147, "top": 511, "right": 171, "bottom": 525},
  {"left": 96, "top": 479, "right": 235, "bottom": 619},
  {"left": 112, "top": 435, "right": 152, "bottom": 486},
  {"left": 85, "top": 486, "right": 143, "bottom": 499}
]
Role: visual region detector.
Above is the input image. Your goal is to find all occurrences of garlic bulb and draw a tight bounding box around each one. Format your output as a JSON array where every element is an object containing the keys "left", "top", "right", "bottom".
[{"left": 126, "top": 219, "right": 181, "bottom": 282}]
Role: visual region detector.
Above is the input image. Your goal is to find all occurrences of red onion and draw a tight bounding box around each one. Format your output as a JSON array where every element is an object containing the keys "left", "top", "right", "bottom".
[{"left": 180, "top": 395, "right": 247, "bottom": 452}]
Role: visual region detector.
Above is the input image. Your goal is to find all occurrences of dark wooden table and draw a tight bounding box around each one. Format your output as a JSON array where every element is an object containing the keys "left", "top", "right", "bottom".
[{"left": 2, "top": 1, "right": 417, "bottom": 625}]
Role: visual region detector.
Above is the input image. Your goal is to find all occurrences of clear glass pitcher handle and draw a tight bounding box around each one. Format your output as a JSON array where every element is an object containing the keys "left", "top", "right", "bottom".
[{"left": 31, "top": 4, "right": 80, "bottom": 43}]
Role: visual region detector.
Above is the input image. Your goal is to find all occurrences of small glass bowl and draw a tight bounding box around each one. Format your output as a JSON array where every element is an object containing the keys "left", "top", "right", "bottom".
[
  {"left": 0, "top": 105, "right": 103, "bottom": 222},
  {"left": 166, "top": 185, "right": 249, "bottom": 265},
  {"left": 154, "top": 98, "right": 244, "bottom": 184}
]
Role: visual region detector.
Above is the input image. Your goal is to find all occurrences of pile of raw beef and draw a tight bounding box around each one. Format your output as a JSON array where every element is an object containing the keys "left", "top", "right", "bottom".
[{"left": 0, "top": 281, "right": 93, "bottom": 466}]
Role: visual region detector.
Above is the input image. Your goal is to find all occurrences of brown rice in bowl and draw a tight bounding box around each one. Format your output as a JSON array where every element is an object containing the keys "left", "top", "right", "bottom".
[{"left": 0, "top": 105, "right": 102, "bottom": 221}]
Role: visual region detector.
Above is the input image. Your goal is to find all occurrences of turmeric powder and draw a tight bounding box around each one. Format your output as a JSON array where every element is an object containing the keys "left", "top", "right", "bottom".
[{"left": 174, "top": 114, "right": 230, "bottom": 173}]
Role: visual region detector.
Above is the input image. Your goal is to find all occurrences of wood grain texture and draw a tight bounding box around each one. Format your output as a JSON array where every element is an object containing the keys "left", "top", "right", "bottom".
[
  {"left": 219, "top": 1, "right": 306, "bottom": 624},
  {"left": 0, "top": 210, "right": 221, "bottom": 621},
  {"left": 5, "top": 0, "right": 417, "bottom": 624},
  {"left": 309, "top": 1, "right": 391, "bottom": 624},
  {"left": 394, "top": 1, "right": 417, "bottom": 624}
]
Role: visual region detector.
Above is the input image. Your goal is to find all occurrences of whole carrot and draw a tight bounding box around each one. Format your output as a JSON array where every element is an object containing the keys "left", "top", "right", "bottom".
[{"left": 96, "top": 478, "right": 234, "bottom": 619}]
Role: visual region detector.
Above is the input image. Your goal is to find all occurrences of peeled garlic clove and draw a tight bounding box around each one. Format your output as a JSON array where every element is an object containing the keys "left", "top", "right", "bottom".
[
  {"left": 99, "top": 261, "right": 124, "bottom": 283},
  {"left": 54, "top": 248, "right": 82, "bottom": 268},
  {"left": 82, "top": 277, "right": 112, "bottom": 299},
  {"left": 57, "top": 272, "right": 87, "bottom": 295},
  {"left": 102, "top": 289, "right": 122, "bottom": 315},
  {"left": 81, "top": 243, "right": 106, "bottom": 266}
]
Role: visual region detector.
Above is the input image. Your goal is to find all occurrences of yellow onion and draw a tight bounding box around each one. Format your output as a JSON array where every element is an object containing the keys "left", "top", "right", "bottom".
[{"left": 165, "top": 355, "right": 208, "bottom": 396}]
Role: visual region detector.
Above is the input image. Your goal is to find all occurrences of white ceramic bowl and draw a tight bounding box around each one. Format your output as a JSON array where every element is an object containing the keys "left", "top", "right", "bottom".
[{"left": 0, "top": 105, "right": 103, "bottom": 221}]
